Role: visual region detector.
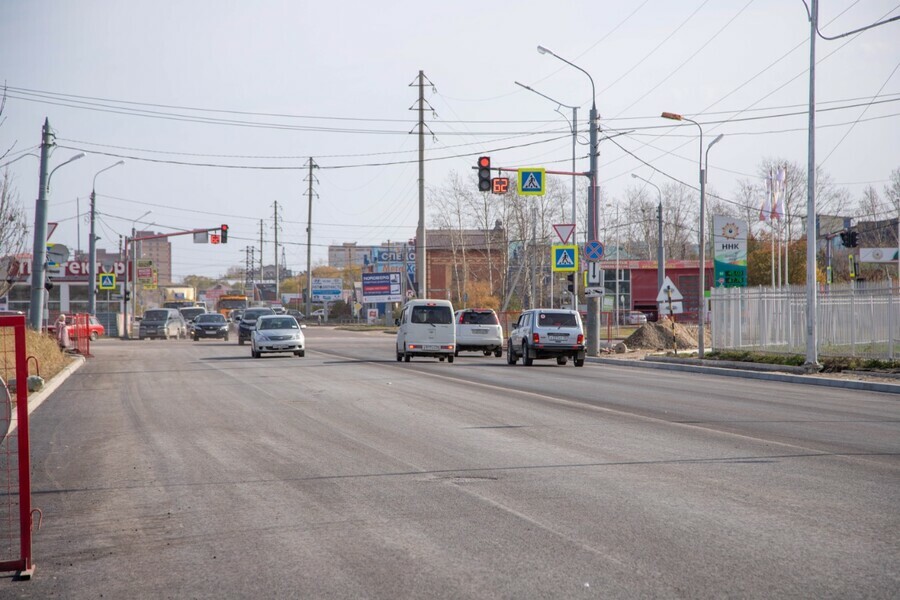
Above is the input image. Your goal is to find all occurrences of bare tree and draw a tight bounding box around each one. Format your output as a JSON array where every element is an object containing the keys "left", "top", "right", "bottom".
[{"left": 0, "top": 169, "right": 29, "bottom": 297}]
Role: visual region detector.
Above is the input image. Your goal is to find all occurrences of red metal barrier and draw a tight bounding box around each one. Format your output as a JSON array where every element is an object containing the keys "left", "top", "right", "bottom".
[
  {"left": 72, "top": 313, "right": 92, "bottom": 357},
  {"left": 0, "top": 315, "right": 35, "bottom": 578}
]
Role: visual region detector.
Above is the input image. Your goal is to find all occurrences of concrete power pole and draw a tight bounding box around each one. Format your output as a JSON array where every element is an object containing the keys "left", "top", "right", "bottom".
[
  {"left": 28, "top": 119, "right": 54, "bottom": 330},
  {"left": 305, "top": 158, "right": 318, "bottom": 318},
  {"left": 273, "top": 201, "right": 280, "bottom": 301},
  {"left": 258, "top": 219, "right": 264, "bottom": 300}
]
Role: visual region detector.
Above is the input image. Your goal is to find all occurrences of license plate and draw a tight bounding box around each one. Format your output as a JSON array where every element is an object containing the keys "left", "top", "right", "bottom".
[
  {"left": 424, "top": 345, "right": 439, "bottom": 351},
  {"left": 548, "top": 333, "right": 567, "bottom": 340},
  {"left": 273, "top": 344, "right": 289, "bottom": 349},
  {"left": 472, "top": 329, "right": 488, "bottom": 334}
]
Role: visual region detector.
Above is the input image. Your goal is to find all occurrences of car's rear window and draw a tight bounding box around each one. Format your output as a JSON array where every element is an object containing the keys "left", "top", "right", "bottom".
[
  {"left": 144, "top": 310, "right": 169, "bottom": 320},
  {"left": 538, "top": 312, "right": 578, "bottom": 327},
  {"left": 243, "top": 309, "right": 274, "bottom": 320},
  {"left": 460, "top": 311, "right": 498, "bottom": 325},
  {"left": 411, "top": 305, "right": 452, "bottom": 325}
]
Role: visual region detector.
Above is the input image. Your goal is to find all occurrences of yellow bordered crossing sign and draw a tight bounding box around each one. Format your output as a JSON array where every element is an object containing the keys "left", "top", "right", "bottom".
[
  {"left": 98, "top": 273, "right": 116, "bottom": 290},
  {"left": 517, "top": 168, "right": 545, "bottom": 196},
  {"left": 551, "top": 245, "right": 578, "bottom": 272}
]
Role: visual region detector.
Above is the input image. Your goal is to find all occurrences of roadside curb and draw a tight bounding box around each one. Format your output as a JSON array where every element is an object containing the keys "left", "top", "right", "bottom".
[
  {"left": 12, "top": 355, "right": 87, "bottom": 433},
  {"left": 587, "top": 355, "right": 900, "bottom": 395}
]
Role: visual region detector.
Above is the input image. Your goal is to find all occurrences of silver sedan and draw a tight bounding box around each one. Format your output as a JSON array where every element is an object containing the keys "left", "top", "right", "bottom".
[{"left": 250, "top": 315, "right": 306, "bottom": 358}]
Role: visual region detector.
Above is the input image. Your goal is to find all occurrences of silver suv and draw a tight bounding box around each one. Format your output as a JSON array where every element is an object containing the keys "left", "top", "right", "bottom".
[{"left": 506, "top": 309, "right": 585, "bottom": 367}]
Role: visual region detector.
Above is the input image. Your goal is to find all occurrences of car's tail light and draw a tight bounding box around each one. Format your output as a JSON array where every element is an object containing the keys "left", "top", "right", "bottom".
[
  {"left": 533, "top": 333, "right": 540, "bottom": 344},
  {"left": 577, "top": 334, "right": 584, "bottom": 344}
]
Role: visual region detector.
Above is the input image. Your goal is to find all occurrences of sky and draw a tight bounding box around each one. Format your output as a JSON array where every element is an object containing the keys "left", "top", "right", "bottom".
[{"left": 1, "top": 0, "right": 898, "bottom": 281}]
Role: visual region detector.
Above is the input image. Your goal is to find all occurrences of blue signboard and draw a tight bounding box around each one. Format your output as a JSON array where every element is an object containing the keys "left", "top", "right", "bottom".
[{"left": 361, "top": 272, "right": 402, "bottom": 303}]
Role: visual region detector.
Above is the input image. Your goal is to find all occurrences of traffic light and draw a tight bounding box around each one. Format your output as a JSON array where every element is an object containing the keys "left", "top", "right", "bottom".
[
  {"left": 839, "top": 231, "right": 849, "bottom": 247},
  {"left": 477, "top": 156, "right": 491, "bottom": 192},
  {"left": 221, "top": 224, "right": 229, "bottom": 243},
  {"left": 566, "top": 273, "right": 575, "bottom": 293},
  {"left": 848, "top": 230, "right": 859, "bottom": 248},
  {"left": 124, "top": 290, "right": 131, "bottom": 302}
]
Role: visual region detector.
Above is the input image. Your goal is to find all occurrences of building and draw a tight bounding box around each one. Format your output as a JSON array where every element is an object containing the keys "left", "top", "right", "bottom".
[
  {"left": 599, "top": 259, "right": 713, "bottom": 321},
  {"left": 135, "top": 231, "right": 172, "bottom": 284},
  {"left": 424, "top": 227, "right": 507, "bottom": 303}
]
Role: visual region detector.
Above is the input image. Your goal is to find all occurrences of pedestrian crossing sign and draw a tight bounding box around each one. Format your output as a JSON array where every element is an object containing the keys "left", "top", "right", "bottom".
[
  {"left": 98, "top": 273, "right": 116, "bottom": 290},
  {"left": 551, "top": 245, "right": 578, "bottom": 272},
  {"left": 517, "top": 168, "right": 545, "bottom": 196}
]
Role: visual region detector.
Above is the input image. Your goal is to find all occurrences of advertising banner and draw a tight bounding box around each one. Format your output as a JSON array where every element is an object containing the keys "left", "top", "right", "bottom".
[
  {"left": 361, "top": 272, "right": 402, "bottom": 303},
  {"left": 713, "top": 216, "right": 748, "bottom": 287}
]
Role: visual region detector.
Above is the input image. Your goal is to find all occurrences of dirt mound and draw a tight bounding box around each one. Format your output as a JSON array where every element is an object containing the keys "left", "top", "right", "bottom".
[{"left": 624, "top": 318, "right": 699, "bottom": 350}]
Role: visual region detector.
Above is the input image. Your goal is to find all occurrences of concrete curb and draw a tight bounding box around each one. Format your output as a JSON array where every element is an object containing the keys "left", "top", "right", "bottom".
[
  {"left": 644, "top": 355, "right": 808, "bottom": 374},
  {"left": 9, "top": 354, "right": 86, "bottom": 434},
  {"left": 587, "top": 355, "right": 900, "bottom": 395}
]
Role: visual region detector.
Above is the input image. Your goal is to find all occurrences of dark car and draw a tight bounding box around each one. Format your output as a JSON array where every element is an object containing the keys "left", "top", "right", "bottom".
[
  {"left": 237, "top": 307, "right": 275, "bottom": 345},
  {"left": 192, "top": 313, "right": 229, "bottom": 341}
]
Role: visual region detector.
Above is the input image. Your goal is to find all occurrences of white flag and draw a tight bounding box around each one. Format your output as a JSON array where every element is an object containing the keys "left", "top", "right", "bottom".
[
  {"left": 771, "top": 167, "right": 786, "bottom": 220},
  {"left": 759, "top": 174, "right": 772, "bottom": 221}
]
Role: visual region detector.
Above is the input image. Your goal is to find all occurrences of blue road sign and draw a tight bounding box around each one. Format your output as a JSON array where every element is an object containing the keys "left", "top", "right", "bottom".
[
  {"left": 517, "top": 168, "right": 546, "bottom": 196},
  {"left": 585, "top": 240, "right": 604, "bottom": 261},
  {"left": 98, "top": 273, "right": 116, "bottom": 290},
  {"left": 551, "top": 245, "right": 578, "bottom": 272}
]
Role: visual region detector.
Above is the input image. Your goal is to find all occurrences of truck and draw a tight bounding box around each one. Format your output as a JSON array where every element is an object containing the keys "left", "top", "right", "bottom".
[{"left": 160, "top": 286, "right": 198, "bottom": 309}]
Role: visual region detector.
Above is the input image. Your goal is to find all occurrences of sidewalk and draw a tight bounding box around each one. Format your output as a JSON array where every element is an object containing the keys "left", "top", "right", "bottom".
[{"left": 588, "top": 350, "right": 900, "bottom": 395}]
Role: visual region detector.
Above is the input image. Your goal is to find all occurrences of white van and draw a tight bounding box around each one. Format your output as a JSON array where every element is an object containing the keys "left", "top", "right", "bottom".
[{"left": 395, "top": 299, "right": 456, "bottom": 363}]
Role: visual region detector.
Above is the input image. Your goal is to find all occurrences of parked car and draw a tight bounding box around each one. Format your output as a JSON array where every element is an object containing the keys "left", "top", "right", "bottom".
[
  {"left": 287, "top": 309, "right": 304, "bottom": 320},
  {"left": 620, "top": 310, "right": 648, "bottom": 326},
  {"left": 251, "top": 315, "right": 306, "bottom": 358},
  {"left": 237, "top": 307, "right": 276, "bottom": 345},
  {"left": 49, "top": 315, "right": 105, "bottom": 341},
  {"left": 395, "top": 299, "right": 456, "bottom": 363},
  {"left": 192, "top": 313, "right": 229, "bottom": 341},
  {"left": 506, "top": 308, "right": 585, "bottom": 367},
  {"left": 139, "top": 308, "right": 186, "bottom": 340},
  {"left": 454, "top": 308, "right": 503, "bottom": 357}
]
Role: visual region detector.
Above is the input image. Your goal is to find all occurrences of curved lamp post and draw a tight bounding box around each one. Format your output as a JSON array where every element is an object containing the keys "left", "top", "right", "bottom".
[
  {"left": 631, "top": 173, "right": 666, "bottom": 294},
  {"left": 661, "top": 111, "right": 724, "bottom": 357},
  {"left": 88, "top": 160, "right": 125, "bottom": 315},
  {"left": 538, "top": 44, "right": 601, "bottom": 355}
]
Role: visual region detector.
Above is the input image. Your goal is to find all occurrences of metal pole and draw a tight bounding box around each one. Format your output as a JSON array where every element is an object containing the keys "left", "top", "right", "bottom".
[
  {"left": 306, "top": 158, "right": 315, "bottom": 318},
  {"left": 131, "top": 227, "right": 137, "bottom": 337},
  {"left": 805, "top": 0, "right": 820, "bottom": 369},
  {"left": 88, "top": 160, "right": 124, "bottom": 316},
  {"left": 28, "top": 119, "right": 53, "bottom": 330},
  {"left": 572, "top": 106, "right": 579, "bottom": 310},
  {"left": 274, "top": 201, "right": 279, "bottom": 301},
  {"left": 657, "top": 200, "right": 665, "bottom": 293},
  {"left": 697, "top": 128, "right": 705, "bottom": 357},
  {"left": 531, "top": 202, "right": 537, "bottom": 309},
  {"left": 416, "top": 70, "right": 427, "bottom": 298},
  {"left": 122, "top": 236, "right": 128, "bottom": 339}
]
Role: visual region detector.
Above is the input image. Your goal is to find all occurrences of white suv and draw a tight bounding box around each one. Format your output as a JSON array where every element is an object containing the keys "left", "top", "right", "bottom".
[
  {"left": 454, "top": 308, "right": 503, "bottom": 357},
  {"left": 506, "top": 309, "right": 585, "bottom": 367}
]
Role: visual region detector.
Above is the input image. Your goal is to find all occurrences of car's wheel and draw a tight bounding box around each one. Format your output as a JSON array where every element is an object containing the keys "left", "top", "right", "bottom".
[
  {"left": 403, "top": 346, "right": 411, "bottom": 362},
  {"left": 454, "top": 349, "right": 459, "bottom": 357},
  {"left": 494, "top": 349, "right": 503, "bottom": 358},
  {"left": 396, "top": 351, "right": 402, "bottom": 362},
  {"left": 506, "top": 341, "right": 517, "bottom": 365},
  {"left": 483, "top": 350, "right": 491, "bottom": 356},
  {"left": 574, "top": 358, "right": 585, "bottom": 367},
  {"left": 439, "top": 356, "right": 445, "bottom": 362},
  {"left": 298, "top": 350, "right": 305, "bottom": 357},
  {"left": 90, "top": 331, "right": 99, "bottom": 341},
  {"left": 239, "top": 338, "right": 245, "bottom": 346},
  {"left": 522, "top": 342, "right": 533, "bottom": 366},
  {"left": 193, "top": 336, "right": 198, "bottom": 342},
  {"left": 556, "top": 356, "right": 568, "bottom": 366},
  {"left": 224, "top": 335, "right": 229, "bottom": 342},
  {"left": 448, "top": 354, "right": 454, "bottom": 364}
]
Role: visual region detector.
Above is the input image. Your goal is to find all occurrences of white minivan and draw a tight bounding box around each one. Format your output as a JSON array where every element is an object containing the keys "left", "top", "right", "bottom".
[{"left": 395, "top": 299, "right": 456, "bottom": 363}]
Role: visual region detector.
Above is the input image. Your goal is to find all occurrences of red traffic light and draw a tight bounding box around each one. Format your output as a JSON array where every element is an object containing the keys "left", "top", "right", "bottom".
[{"left": 478, "top": 156, "right": 490, "bottom": 168}]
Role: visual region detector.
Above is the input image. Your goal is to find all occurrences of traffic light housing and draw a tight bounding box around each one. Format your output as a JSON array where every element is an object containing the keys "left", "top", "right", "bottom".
[
  {"left": 566, "top": 273, "right": 575, "bottom": 293},
  {"left": 839, "top": 231, "right": 849, "bottom": 247},
  {"left": 124, "top": 290, "right": 131, "bottom": 302},
  {"left": 848, "top": 230, "right": 859, "bottom": 247},
  {"left": 221, "top": 224, "right": 229, "bottom": 243},
  {"left": 477, "top": 156, "right": 491, "bottom": 192}
]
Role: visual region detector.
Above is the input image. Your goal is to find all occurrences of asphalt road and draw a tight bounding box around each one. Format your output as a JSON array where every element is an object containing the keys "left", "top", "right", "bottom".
[{"left": 3, "top": 327, "right": 898, "bottom": 598}]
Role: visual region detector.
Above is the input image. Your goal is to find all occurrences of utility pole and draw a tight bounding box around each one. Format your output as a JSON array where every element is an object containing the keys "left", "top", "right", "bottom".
[
  {"left": 273, "top": 201, "right": 280, "bottom": 300},
  {"left": 28, "top": 119, "right": 54, "bottom": 330},
  {"left": 305, "top": 158, "right": 318, "bottom": 318},
  {"left": 413, "top": 71, "right": 428, "bottom": 298},
  {"left": 657, "top": 201, "right": 665, "bottom": 293},
  {"left": 804, "top": 0, "right": 819, "bottom": 369},
  {"left": 258, "top": 219, "right": 264, "bottom": 300}
]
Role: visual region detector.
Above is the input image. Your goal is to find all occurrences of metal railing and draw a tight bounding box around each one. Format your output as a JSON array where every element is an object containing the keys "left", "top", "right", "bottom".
[{"left": 710, "top": 282, "right": 899, "bottom": 359}]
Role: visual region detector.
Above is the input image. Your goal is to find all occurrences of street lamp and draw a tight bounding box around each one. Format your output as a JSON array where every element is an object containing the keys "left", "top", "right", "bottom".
[
  {"left": 88, "top": 160, "right": 125, "bottom": 316},
  {"left": 631, "top": 174, "right": 665, "bottom": 294},
  {"left": 538, "top": 44, "right": 601, "bottom": 354},
  {"left": 29, "top": 149, "right": 85, "bottom": 330},
  {"left": 515, "top": 80, "right": 579, "bottom": 309},
  {"left": 122, "top": 210, "right": 151, "bottom": 339},
  {"left": 661, "top": 111, "right": 724, "bottom": 357}
]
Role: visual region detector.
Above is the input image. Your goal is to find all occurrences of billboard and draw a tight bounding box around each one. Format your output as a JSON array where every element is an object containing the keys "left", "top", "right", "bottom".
[
  {"left": 713, "top": 216, "right": 748, "bottom": 288},
  {"left": 361, "top": 272, "right": 402, "bottom": 303}
]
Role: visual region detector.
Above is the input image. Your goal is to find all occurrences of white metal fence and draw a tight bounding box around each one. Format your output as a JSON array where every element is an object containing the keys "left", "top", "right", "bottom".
[{"left": 710, "top": 282, "right": 899, "bottom": 360}]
